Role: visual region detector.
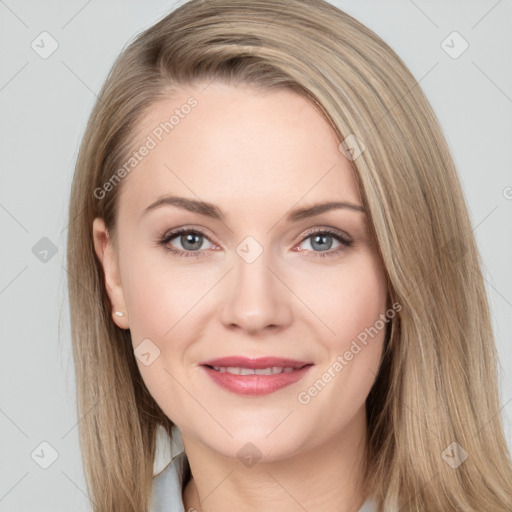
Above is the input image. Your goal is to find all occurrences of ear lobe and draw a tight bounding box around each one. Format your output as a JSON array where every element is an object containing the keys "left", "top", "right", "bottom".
[{"left": 92, "top": 217, "right": 129, "bottom": 329}]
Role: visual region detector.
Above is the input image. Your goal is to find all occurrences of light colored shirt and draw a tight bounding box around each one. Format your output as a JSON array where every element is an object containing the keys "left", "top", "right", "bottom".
[{"left": 151, "top": 451, "right": 378, "bottom": 512}]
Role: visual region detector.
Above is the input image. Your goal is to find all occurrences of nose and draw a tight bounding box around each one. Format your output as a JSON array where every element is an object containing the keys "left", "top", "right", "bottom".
[{"left": 219, "top": 248, "right": 293, "bottom": 335}]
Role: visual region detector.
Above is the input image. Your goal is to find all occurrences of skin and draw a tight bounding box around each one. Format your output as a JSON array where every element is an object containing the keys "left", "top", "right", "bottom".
[{"left": 93, "top": 82, "right": 389, "bottom": 512}]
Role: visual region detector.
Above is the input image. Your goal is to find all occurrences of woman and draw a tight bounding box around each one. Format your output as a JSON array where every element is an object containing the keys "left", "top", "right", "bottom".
[{"left": 66, "top": 1, "right": 512, "bottom": 510}]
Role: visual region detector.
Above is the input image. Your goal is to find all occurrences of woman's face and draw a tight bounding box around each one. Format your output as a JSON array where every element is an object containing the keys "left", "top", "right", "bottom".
[{"left": 93, "top": 81, "right": 389, "bottom": 462}]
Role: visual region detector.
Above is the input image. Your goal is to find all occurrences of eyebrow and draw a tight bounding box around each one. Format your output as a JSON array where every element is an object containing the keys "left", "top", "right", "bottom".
[{"left": 141, "top": 195, "right": 365, "bottom": 222}]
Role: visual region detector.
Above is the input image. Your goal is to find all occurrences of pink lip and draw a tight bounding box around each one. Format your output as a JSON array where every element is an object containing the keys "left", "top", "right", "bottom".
[
  {"left": 200, "top": 356, "right": 311, "bottom": 369},
  {"left": 199, "top": 356, "right": 314, "bottom": 396}
]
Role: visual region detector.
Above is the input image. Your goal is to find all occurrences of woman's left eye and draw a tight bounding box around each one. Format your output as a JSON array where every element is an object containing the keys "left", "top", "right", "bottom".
[
  {"left": 296, "top": 229, "right": 353, "bottom": 258},
  {"left": 157, "top": 227, "right": 353, "bottom": 259}
]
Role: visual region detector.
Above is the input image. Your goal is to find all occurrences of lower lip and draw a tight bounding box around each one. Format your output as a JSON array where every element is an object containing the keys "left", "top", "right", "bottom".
[{"left": 201, "top": 365, "right": 313, "bottom": 396}]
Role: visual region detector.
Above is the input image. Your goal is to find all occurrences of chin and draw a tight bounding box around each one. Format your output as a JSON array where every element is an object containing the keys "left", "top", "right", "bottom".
[{"left": 200, "top": 428, "right": 308, "bottom": 465}]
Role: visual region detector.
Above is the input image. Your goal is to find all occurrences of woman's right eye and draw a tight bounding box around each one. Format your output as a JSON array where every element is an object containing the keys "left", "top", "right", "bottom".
[{"left": 157, "top": 228, "right": 215, "bottom": 258}]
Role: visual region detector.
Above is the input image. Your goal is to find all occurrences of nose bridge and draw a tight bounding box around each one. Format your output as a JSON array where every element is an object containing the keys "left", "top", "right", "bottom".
[
  {"left": 234, "top": 241, "right": 273, "bottom": 293},
  {"left": 219, "top": 235, "right": 291, "bottom": 333}
]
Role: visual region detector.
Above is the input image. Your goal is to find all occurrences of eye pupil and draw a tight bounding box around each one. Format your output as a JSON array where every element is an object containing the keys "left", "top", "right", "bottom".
[
  {"left": 182, "top": 233, "right": 202, "bottom": 250},
  {"left": 311, "top": 234, "right": 333, "bottom": 251}
]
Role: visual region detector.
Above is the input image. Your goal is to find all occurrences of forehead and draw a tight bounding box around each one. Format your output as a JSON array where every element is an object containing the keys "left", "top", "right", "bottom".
[{"left": 117, "top": 82, "right": 361, "bottom": 221}]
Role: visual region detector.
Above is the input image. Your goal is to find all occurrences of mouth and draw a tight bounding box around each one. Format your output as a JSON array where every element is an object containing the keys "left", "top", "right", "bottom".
[
  {"left": 199, "top": 356, "right": 314, "bottom": 396},
  {"left": 204, "top": 364, "right": 309, "bottom": 375}
]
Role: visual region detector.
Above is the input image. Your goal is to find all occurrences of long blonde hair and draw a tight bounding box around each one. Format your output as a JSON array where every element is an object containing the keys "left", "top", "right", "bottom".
[{"left": 66, "top": 1, "right": 512, "bottom": 510}]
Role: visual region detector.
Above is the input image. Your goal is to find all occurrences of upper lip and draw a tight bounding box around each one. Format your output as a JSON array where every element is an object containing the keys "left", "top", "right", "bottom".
[{"left": 200, "top": 356, "right": 312, "bottom": 369}]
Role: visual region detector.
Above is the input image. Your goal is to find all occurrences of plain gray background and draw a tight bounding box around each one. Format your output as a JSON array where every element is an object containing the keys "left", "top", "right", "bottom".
[{"left": 1, "top": 0, "right": 511, "bottom": 510}]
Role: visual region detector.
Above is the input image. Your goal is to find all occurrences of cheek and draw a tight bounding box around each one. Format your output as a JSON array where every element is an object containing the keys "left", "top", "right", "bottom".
[
  {"left": 119, "top": 248, "right": 206, "bottom": 422},
  {"left": 298, "top": 253, "right": 388, "bottom": 412},
  {"left": 311, "top": 252, "right": 389, "bottom": 349},
  {"left": 121, "top": 246, "right": 211, "bottom": 341}
]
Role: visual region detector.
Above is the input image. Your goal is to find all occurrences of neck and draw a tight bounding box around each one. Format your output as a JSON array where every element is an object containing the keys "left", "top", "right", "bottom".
[{"left": 181, "top": 407, "right": 368, "bottom": 512}]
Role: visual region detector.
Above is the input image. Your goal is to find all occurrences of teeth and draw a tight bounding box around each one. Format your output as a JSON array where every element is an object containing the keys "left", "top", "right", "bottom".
[{"left": 211, "top": 366, "right": 297, "bottom": 375}]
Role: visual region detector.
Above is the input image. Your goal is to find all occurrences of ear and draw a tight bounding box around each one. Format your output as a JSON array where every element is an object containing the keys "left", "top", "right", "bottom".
[{"left": 92, "top": 217, "right": 129, "bottom": 330}]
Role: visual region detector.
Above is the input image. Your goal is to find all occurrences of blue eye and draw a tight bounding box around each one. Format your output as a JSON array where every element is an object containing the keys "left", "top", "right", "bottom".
[
  {"left": 157, "top": 227, "right": 353, "bottom": 259},
  {"left": 158, "top": 228, "right": 214, "bottom": 258},
  {"left": 296, "top": 229, "right": 353, "bottom": 258}
]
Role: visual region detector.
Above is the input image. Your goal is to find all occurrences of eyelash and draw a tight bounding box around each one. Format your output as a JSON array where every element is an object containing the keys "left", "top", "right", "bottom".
[{"left": 156, "top": 226, "right": 353, "bottom": 259}]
